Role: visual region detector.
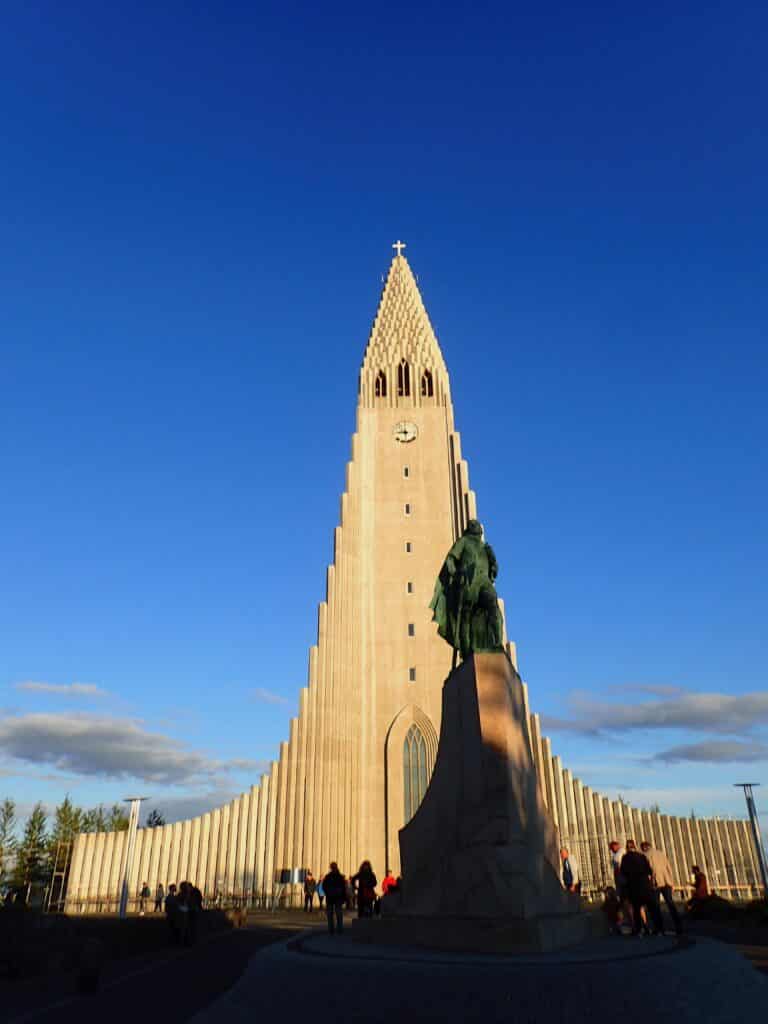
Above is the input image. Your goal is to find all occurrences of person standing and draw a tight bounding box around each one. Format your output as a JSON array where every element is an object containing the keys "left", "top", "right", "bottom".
[
  {"left": 316, "top": 878, "right": 325, "bottom": 911},
  {"left": 608, "top": 840, "right": 626, "bottom": 892},
  {"left": 687, "top": 865, "right": 709, "bottom": 909},
  {"left": 559, "top": 848, "right": 581, "bottom": 894},
  {"left": 351, "top": 860, "right": 377, "bottom": 917},
  {"left": 154, "top": 882, "right": 165, "bottom": 913},
  {"left": 138, "top": 882, "right": 150, "bottom": 915},
  {"left": 609, "top": 839, "right": 632, "bottom": 926},
  {"left": 176, "top": 882, "right": 191, "bottom": 945},
  {"left": 164, "top": 884, "right": 180, "bottom": 943},
  {"left": 322, "top": 862, "right": 346, "bottom": 935},
  {"left": 381, "top": 869, "right": 397, "bottom": 895},
  {"left": 640, "top": 841, "right": 682, "bottom": 935},
  {"left": 303, "top": 870, "right": 317, "bottom": 912},
  {"left": 620, "top": 840, "right": 663, "bottom": 935}
]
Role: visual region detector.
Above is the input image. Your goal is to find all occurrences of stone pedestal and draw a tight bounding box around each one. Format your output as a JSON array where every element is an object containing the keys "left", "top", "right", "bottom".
[{"left": 367, "top": 653, "right": 592, "bottom": 952}]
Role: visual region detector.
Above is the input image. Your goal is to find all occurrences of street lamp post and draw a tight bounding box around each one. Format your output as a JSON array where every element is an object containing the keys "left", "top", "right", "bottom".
[
  {"left": 118, "top": 796, "right": 148, "bottom": 919},
  {"left": 734, "top": 783, "right": 768, "bottom": 896}
]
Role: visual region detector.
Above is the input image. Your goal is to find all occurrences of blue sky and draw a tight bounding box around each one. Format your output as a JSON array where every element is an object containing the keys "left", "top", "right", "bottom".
[{"left": 1, "top": 2, "right": 767, "bottom": 829}]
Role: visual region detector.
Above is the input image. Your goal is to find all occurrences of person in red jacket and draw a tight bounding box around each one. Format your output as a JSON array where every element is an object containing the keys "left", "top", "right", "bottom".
[{"left": 381, "top": 869, "right": 397, "bottom": 895}]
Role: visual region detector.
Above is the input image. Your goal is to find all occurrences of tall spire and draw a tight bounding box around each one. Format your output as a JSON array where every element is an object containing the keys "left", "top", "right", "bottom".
[{"left": 360, "top": 243, "right": 450, "bottom": 408}]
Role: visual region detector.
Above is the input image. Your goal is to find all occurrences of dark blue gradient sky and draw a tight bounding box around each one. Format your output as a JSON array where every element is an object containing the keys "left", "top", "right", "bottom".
[{"left": 1, "top": 2, "right": 766, "bottom": 824}]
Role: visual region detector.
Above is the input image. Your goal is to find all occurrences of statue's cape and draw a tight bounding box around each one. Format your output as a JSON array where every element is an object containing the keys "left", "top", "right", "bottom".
[
  {"left": 429, "top": 575, "right": 451, "bottom": 644},
  {"left": 429, "top": 534, "right": 477, "bottom": 648},
  {"left": 430, "top": 534, "right": 502, "bottom": 655}
]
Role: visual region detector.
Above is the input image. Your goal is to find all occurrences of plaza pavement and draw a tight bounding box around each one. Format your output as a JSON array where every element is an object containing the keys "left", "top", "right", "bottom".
[{"left": 191, "top": 926, "right": 768, "bottom": 1024}]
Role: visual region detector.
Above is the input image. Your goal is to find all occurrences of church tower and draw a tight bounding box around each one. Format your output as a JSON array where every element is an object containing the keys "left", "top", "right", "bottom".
[
  {"left": 287, "top": 241, "right": 493, "bottom": 877},
  {"left": 66, "top": 246, "right": 760, "bottom": 911}
]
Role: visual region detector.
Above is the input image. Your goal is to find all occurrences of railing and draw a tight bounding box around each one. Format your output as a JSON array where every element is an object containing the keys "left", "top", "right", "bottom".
[
  {"left": 557, "top": 834, "right": 765, "bottom": 902},
  {"left": 62, "top": 889, "right": 310, "bottom": 915}
]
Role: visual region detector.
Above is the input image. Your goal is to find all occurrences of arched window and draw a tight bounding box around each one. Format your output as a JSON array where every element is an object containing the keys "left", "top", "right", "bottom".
[
  {"left": 420, "top": 369, "right": 433, "bottom": 398},
  {"left": 403, "top": 724, "right": 428, "bottom": 824},
  {"left": 374, "top": 370, "right": 387, "bottom": 398},
  {"left": 397, "top": 359, "right": 411, "bottom": 397}
]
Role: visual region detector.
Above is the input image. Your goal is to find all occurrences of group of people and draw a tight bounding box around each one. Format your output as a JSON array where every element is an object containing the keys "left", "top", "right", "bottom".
[
  {"left": 560, "top": 840, "right": 710, "bottom": 936},
  {"left": 151, "top": 881, "right": 204, "bottom": 944},
  {"left": 137, "top": 881, "right": 170, "bottom": 915},
  {"left": 304, "top": 862, "right": 399, "bottom": 934}
]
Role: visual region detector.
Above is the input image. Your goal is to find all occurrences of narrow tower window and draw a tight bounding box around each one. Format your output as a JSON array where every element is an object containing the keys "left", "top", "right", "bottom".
[
  {"left": 403, "top": 466, "right": 409, "bottom": 478},
  {"left": 408, "top": 623, "right": 415, "bottom": 637},
  {"left": 420, "top": 369, "right": 434, "bottom": 398},
  {"left": 407, "top": 581, "right": 413, "bottom": 593},
  {"left": 405, "top": 542, "right": 412, "bottom": 553},
  {"left": 403, "top": 724, "right": 428, "bottom": 823},
  {"left": 408, "top": 667, "right": 416, "bottom": 682},
  {"left": 397, "top": 359, "right": 411, "bottom": 397},
  {"left": 374, "top": 370, "right": 387, "bottom": 398}
]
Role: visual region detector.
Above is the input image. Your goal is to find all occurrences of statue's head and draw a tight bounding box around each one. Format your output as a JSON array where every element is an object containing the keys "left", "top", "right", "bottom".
[{"left": 464, "top": 519, "right": 483, "bottom": 537}]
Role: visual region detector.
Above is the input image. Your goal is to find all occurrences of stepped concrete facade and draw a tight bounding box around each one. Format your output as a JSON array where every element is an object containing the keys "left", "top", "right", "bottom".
[{"left": 65, "top": 248, "right": 764, "bottom": 911}]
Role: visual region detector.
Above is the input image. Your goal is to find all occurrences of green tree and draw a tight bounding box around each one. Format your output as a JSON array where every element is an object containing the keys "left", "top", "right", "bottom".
[
  {"left": 0, "top": 798, "right": 18, "bottom": 886},
  {"left": 82, "top": 806, "right": 108, "bottom": 833},
  {"left": 80, "top": 804, "right": 129, "bottom": 833},
  {"left": 49, "top": 795, "right": 84, "bottom": 845},
  {"left": 106, "top": 804, "right": 129, "bottom": 831},
  {"left": 145, "top": 809, "right": 166, "bottom": 828},
  {"left": 47, "top": 795, "right": 85, "bottom": 870},
  {"left": 14, "top": 803, "right": 48, "bottom": 888}
]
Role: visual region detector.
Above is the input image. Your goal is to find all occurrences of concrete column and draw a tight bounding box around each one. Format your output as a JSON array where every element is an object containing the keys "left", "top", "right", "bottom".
[
  {"left": 147, "top": 826, "right": 163, "bottom": 892},
  {"left": 106, "top": 831, "right": 124, "bottom": 905},
  {"left": 552, "top": 757, "right": 568, "bottom": 843},
  {"left": 227, "top": 796, "right": 242, "bottom": 898},
  {"left": 196, "top": 815, "right": 211, "bottom": 897},
  {"left": 66, "top": 834, "right": 87, "bottom": 910},
  {"left": 243, "top": 785, "right": 259, "bottom": 902},
  {"left": 90, "top": 833, "right": 106, "bottom": 908},
  {"left": 188, "top": 817, "right": 202, "bottom": 889},
  {"left": 97, "top": 832, "right": 115, "bottom": 903},
  {"left": 217, "top": 803, "right": 231, "bottom": 898},
  {"left": 540, "top": 738, "right": 559, "bottom": 829},
  {"left": 254, "top": 777, "right": 269, "bottom": 902},
  {"left": 264, "top": 760, "right": 280, "bottom": 904},
  {"left": 137, "top": 828, "right": 153, "bottom": 892}
]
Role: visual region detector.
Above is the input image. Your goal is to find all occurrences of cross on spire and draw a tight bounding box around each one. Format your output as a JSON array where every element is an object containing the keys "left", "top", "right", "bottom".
[{"left": 392, "top": 239, "right": 406, "bottom": 257}]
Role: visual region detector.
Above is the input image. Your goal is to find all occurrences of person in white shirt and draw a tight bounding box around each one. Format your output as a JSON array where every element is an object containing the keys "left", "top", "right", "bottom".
[{"left": 641, "top": 841, "right": 682, "bottom": 935}]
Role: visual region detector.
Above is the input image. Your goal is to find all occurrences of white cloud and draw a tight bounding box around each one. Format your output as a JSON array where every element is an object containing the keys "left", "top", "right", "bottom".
[
  {"left": 228, "top": 758, "right": 266, "bottom": 772},
  {"left": 251, "top": 687, "right": 290, "bottom": 706},
  {"left": 542, "top": 690, "right": 768, "bottom": 736},
  {"left": 14, "top": 681, "right": 108, "bottom": 697},
  {"left": 654, "top": 739, "right": 768, "bottom": 764},
  {"left": 147, "top": 788, "right": 249, "bottom": 824},
  {"left": 0, "top": 712, "right": 257, "bottom": 785},
  {"left": 605, "top": 684, "right": 688, "bottom": 698}
]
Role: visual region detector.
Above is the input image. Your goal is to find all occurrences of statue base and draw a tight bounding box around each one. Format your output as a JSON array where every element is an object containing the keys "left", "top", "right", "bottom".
[
  {"left": 375, "top": 652, "right": 593, "bottom": 952},
  {"left": 351, "top": 909, "right": 599, "bottom": 954}
]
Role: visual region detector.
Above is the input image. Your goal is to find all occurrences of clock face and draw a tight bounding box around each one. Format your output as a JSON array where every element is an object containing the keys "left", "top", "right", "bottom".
[{"left": 393, "top": 420, "right": 418, "bottom": 443}]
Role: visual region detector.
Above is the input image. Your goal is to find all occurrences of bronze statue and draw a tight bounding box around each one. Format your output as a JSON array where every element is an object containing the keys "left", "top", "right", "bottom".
[{"left": 429, "top": 519, "right": 504, "bottom": 666}]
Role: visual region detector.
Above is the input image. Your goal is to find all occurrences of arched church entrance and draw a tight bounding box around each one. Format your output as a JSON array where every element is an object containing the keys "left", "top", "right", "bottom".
[{"left": 384, "top": 705, "right": 438, "bottom": 875}]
